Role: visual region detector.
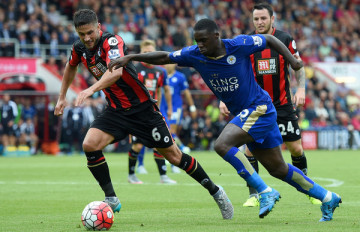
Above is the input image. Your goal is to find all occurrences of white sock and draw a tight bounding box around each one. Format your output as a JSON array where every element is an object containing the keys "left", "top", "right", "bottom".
[
  {"left": 322, "top": 191, "right": 332, "bottom": 203},
  {"left": 258, "top": 187, "right": 272, "bottom": 195}
]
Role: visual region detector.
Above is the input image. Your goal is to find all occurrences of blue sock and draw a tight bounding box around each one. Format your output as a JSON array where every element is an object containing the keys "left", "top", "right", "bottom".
[
  {"left": 223, "top": 147, "right": 268, "bottom": 193},
  {"left": 283, "top": 164, "right": 327, "bottom": 201},
  {"left": 137, "top": 147, "right": 145, "bottom": 166}
]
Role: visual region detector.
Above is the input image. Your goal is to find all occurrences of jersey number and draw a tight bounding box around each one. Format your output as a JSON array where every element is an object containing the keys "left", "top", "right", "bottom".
[{"left": 278, "top": 121, "right": 294, "bottom": 136}]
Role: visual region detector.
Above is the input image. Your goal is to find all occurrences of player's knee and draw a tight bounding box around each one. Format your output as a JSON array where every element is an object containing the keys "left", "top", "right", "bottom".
[
  {"left": 288, "top": 144, "right": 303, "bottom": 157},
  {"left": 214, "top": 140, "right": 230, "bottom": 157},
  {"left": 82, "top": 140, "right": 99, "bottom": 152},
  {"left": 267, "top": 163, "right": 288, "bottom": 179}
]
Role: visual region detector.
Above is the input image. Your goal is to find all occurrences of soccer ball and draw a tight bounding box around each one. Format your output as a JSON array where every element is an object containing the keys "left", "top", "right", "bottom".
[{"left": 81, "top": 201, "right": 114, "bottom": 231}]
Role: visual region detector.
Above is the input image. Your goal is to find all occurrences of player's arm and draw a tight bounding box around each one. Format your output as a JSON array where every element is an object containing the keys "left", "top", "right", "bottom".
[
  {"left": 183, "top": 89, "right": 197, "bottom": 119},
  {"left": 293, "top": 54, "right": 306, "bottom": 107},
  {"left": 263, "top": 34, "right": 303, "bottom": 71},
  {"left": 164, "top": 85, "right": 173, "bottom": 118},
  {"left": 108, "top": 51, "right": 174, "bottom": 72},
  {"left": 75, "top": 68, "right": 123, "bottom": 106},
  {"left": 55, "top": 62, "right": 78, "bottom": 116}
]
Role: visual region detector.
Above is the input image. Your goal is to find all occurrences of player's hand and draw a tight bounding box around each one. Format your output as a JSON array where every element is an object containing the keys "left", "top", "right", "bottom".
[
  {"left": 291, "top": 54, "right": 303, "bottom": 71},
  {"left": 108, "top": 57, "right": 130, "bottom": 72},
  {"left": 54, "top": 98, "right": 67, "bottom": 116},
  {"left": 75, "top": 89, "right": 94, "bottom": 106},
  {"left": 219, "top": 101, "right": 230, "bottom": 117},
  {"left": 293, "top": 87, "right": 305, "bottom": 107}
]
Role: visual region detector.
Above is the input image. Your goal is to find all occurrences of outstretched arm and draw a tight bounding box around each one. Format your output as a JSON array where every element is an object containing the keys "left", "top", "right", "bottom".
[
  {"left": 293, "top": 54, "right": 306, "bottom": 107},
  {"left": 263, "top": 34, "right": 303, "bottom": 71},
  {"left": 108, "top": 51, "right": 175, "bottom": 72}
]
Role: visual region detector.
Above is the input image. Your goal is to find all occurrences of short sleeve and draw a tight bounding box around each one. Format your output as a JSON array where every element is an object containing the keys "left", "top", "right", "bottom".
[
  {"left": 232, "top": 34, "right": 267, "bottom": 56},
  {"left": 169, "top": 46, "right": 193, "bottom": 67},
  {"left": 103, "top": 35, "right": 126, "bottom": 65},
  {"left": 68, "top": 45, "right": 81, "bottom": 66}
]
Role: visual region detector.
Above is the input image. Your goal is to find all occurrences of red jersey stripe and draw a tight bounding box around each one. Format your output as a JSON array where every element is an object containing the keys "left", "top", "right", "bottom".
[
  {"left": 279, "top": 55, "right": 288, "bottom": 105},
  {"left": 121, "top": 72, "right": 150, "bottom": 104},
  {"left": 186, "top": 157, "right": 195, "bottom": 172},
  {"left": 261, "top": 49, "right": 273, "bottom": 101}
]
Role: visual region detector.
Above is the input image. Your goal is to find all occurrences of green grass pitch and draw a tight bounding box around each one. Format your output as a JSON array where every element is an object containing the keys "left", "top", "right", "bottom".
[{"left": 1, "top": 150, "right": 359, "bottom": 232}]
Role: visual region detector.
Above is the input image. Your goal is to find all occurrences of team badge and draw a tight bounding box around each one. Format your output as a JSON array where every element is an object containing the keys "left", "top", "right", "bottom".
[
  {"left": 108, "top": 37, "right": 118, "bottom": 46},
  {"left": 227, "top": 55, "right": 236, "bottom": 64}
]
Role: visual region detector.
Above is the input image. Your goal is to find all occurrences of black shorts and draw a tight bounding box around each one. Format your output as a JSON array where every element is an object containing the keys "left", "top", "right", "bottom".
[
  {"left": 90, "top": 105, "right": 173, "bottom": 148},
  {"left": 1, "top": 123, "right": 14, "bottom": 136},
  {"left": 276, "top": 107, "right": 301, "bottom": 142}
]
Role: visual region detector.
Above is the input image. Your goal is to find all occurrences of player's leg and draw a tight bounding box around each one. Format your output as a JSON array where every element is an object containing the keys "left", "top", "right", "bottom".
[
  {"left": 243, "top": 146, "right": 260, "bottom": 207},
  {"left": 135, "top": 105, "right": 233, "bottom": 219},
  {"left": 153, "top": 149, "right": 176, "bottom": 184},
  {"left": 214, "top": 123, "right": 279, "bottom": 218},
  {"left": 252, "top": 143, "right": 341, "bottom": 221},
  {"left": 169, "top": 123, "right": 183, "bottom": 173},
  {"left": 82, "top": 127, "right": 121, "bottom": 212},
  {"left": 128, "top": 140, "right": 144, "bottom": 184},
  {"left": 136, "top": 146, "right": 146, "bottom": 173}
]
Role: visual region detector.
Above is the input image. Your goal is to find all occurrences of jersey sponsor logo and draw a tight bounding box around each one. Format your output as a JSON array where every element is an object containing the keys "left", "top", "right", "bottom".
[
  {"left": 257, "top": 58, "right": 278, "bottom": 75},
  {"left": 173, "top": 50, "right": 181, "bottom": 57},
  {"left": 227, "top": 55, "right": 236, "bottom": 64},
  {"left": 145, "top": 79, "right": 157, "bottom": 91},
  {"left": 251, "top": 35, "right": 263, "bottom": 47},
  {"left": 108, "top": 37, "right": 118, "bottom": 46},
  {"left": 108, "top": 49, "right": 121, "bottom": 60},
  {"left": 89, "top": 63, "right": 107, "bottom": 78},
  {"left": 209, "top": 76, "right": 239, "bottom": 93}
]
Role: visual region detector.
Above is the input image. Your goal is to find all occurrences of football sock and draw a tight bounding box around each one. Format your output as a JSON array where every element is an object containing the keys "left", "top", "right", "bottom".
[
  {"left": 246, "top": 155, "right": 259, "bottom": 196},
  {"left": 153, "top": 150, "right": 167, "bottom": 175},
  {"left": 179, "top": 153, "right": 219, "bottom": 195},
  {"left": 85, "top": 150, "right": 115, "bottom": 197},
  {"left": 283, "top": 163, "right": 327, "bottom": 201},
  {"left": 223, "top": 147, "right": 268, "bottom": 193},
  {"left": 291, "top": 152, "right": 308, "bottom": 175},
  {"left": 137, "top": 146, "right": 145, "bottom": 166},
  {"left": 128, "top": 149, "right": 139, "bottom": 175}
]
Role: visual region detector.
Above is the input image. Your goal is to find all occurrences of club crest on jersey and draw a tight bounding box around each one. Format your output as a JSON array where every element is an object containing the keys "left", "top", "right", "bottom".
[
  {"left": 257, "top": 58, "right": 278, "bottom": 75},
  {"left": 108, "top": 37, "right": 118, "bottom": 46},
  {"left": 108, "top": 49, "right": 121, "bottom": 60},
  {"left": 227, "top": 55, "right": 236, "bottom": 64}
]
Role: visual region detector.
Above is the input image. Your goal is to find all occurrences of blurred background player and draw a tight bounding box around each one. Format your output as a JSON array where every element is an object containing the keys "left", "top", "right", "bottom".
[
  {"left": 0, "top": 94, "right": 19, "bottom": 155},
  {"left": 127, "top": 39, "right": 176, "bottom": 184},
  {"left": 160, "top": 63, "right": 197, "bottom": 173},
  {"left": 221, "top": 2, "right": 321, "bottom": 207}
]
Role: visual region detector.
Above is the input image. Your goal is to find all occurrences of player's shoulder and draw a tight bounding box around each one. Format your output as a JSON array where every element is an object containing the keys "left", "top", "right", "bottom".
[
  {"left": 174, "top": 70, "right": 186, "bottom": 79},
  {"left": 101, "top": 32, "right": 124, "bottom": 46},
  {"left": 273, "top": 28, "right": 293, "bottom": 41},
  {"left": 73, "top": 39, "right": 85, "bottom": 52}
]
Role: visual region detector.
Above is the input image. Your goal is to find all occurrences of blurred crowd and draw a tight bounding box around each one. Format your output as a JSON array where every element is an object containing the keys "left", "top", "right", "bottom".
[{"left": 1, "top": 0, "right": 360, "bottom": 154}]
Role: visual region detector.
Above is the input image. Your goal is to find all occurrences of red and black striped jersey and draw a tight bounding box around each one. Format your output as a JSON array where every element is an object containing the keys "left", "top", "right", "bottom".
[
  {"left": 135, "top": 62, "right": 166, "bottom": 100},
  {"left": 250, "top": 28, "right": 297, "bottom": 111},
  {"left": 68, "top": 31, "right": 155, "bottom": 113}
]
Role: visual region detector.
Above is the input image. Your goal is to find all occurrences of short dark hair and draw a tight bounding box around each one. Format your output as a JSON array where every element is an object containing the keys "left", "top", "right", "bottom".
[
  {"left": 73, "top": 9, "right": 98, "bottom": 28},
  {"left": 252, "top": 2, "right": 273, "bottom": 17},
  {"left": 194, "top": 19, "right": 219, "bottom": 33}
]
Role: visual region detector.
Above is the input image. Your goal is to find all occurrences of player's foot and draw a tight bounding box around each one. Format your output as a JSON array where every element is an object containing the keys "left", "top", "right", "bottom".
[
  {"left": 307, "top": 195, "right": 322, "bottom": 205},
  {"left": 259, "top": 188, "right": 281, "bottom": 218},
  {"left": 128, "top": 174, "right": 143, "bottom": 184},
  {"left": 319, "top": 192, "right": 342, "bottom": 222},
  {"left": 160, "top": 175, "right": 177, "bottom": 184},
  {"left": 212, "top": 186, "right": 234, "bottom": 219},
  {"left": 171, "top": 165, "right": 181, "bottom": 174},
  {"left": 137, "top": 165, "right": 148, "bottom": 174},
  {"left": 243, "top": 195, "right": 260, "bottom": 207},
  {"left": 104, "top": 196, "right": 122, "bottom": 213}
]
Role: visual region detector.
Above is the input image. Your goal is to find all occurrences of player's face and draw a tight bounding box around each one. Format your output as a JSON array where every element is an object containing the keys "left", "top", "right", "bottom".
[
  {"left": 76, "top": 23, "right": 101, "bottom": 49},
  {"left": 194, "top": 29, "right": 220, "bottom": 57},
  {"left": 253, "top": 9, "right": 274, "bottom": 34},
  {"left": 140, "top": 45, "right": 156, "bottom": 54}
]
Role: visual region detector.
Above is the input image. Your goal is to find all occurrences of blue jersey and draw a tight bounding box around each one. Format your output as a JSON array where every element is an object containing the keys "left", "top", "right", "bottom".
[
  {"left": 169, "top": 34, "right": 271, "bottom": 116},
  {"left": 160, "top": 71, "right": 188, "bottom": 112}
]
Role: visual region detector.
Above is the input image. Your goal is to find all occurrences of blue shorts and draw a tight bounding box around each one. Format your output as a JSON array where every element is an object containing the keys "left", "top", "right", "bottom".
[
  {"left": 169, "top": 107, "right": 183, "bottom": 125},
  {"left": 229, "top": 102, "right": 283, "bottom": 152}
]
